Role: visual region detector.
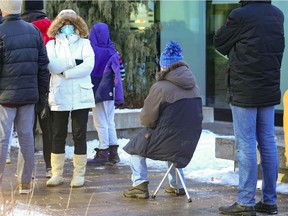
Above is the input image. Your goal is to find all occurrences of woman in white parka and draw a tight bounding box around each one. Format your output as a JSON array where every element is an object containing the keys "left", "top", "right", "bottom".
[{"left": 45, "top": 9, "right": 95, "bottom": 188}]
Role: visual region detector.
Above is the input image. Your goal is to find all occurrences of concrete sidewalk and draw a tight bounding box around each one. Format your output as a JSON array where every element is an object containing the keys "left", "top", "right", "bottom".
[{"left": 1, "top": 122, "right": 288, "bottom": 216}]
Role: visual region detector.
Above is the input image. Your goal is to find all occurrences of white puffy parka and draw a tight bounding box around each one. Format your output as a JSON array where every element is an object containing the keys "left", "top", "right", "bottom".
[
  {"left": 46, "top": 36, "right": 95, "bottom": 111},
  {"left": 46, "top": 9, "right": 95, "bottom": 111}
]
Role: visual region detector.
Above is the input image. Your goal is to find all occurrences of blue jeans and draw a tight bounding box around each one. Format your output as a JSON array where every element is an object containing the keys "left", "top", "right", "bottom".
[
  {"left": 230, "top": 105, "right": 278, "bottom": 206},
  {"left": 129, "top": 155, "right": 185, "bottom": 188}
]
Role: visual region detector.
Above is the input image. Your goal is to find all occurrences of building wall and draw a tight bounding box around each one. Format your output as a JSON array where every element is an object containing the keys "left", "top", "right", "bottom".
[
  {"left": 160, "top": 1, "right": 206, "bottom": 104},
  {"left": 160, "top": 0, "right": 288, "bottom": 112}
]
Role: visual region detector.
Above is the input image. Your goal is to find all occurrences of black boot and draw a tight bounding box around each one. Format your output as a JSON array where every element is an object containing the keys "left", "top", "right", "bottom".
[
  {"left": 109, "top": 145, "right": 120, "bottom": 164},
  {"left": 87, "top": 148, "right": 109, "bottom": 164},
  {"left": 219, "top": 202, "right": 256, "bottom": 216}
]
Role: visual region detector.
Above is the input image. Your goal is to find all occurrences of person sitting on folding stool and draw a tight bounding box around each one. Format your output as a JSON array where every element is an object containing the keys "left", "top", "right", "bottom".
[{"left": 123, "top": 40, "right": 203, "bottom": 199}]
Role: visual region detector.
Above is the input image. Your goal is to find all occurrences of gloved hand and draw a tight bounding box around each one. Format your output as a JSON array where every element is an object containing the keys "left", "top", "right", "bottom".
[
  {"left": 35, "top": 94, "right": 46, "bottom": 113},
  {"left": 115, "top": 102, "right": 123, "bottom": 109}
]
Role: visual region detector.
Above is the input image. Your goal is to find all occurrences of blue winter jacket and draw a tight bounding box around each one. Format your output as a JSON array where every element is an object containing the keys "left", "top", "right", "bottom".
[
  {"left": 0, "top": 14, "right": 49, "bottom": 105},
  {"left": 89, "top": 23, "right": 124, "bottom": 106}
]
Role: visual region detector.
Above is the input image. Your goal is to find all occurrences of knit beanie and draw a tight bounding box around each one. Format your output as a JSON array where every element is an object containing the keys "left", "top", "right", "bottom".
[
  {"left": 160, "top": 40, "right": 183, "bottom": 69},
  {"left": 0, "top": 0, "right": 22, "bottom": 14},
  {"left": 25, "top": 0, "right": 44, "bottom": 11}
]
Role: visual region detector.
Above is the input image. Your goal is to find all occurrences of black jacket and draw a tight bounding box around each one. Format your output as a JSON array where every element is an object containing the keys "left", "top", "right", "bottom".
[
  {"left": 123, "top": 62, "right": 203, "bottom": 168},
  {"left": 0, "top": 14, "right": 49, "bottom": 105},
  {"left": 214, "top": 1, "right": 285, "bottom": 107}
]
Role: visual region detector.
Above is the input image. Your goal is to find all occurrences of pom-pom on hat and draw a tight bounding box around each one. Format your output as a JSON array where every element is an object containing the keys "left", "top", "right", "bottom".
[
  {"left": 0, "top": 0, "right": 22, "bottom": 14},
  {"left": 25, "top": 0, "right": 43, "bottom": 11},
  {"left": 160, "top": 40, "right": 183, "bottom": 69}
]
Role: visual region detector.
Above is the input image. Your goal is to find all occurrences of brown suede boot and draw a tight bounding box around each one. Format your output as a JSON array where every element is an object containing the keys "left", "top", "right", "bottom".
[{"left": 123, "top": 181, "right": 149, "bottom": 199}]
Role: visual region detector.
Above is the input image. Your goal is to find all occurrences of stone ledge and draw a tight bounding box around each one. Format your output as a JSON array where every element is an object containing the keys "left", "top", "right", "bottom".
[
  {"left": 35, "top": 106, "right": 214, "bottom": 150},
  {"left": 215, "top": 136, "right": 288, "bottom": 182}
]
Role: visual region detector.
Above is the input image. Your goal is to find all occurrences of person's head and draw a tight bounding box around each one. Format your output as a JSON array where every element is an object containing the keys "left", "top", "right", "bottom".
[
  {"left": 0, "top": 0, "right": 22, "bottom": 16},
  {"left": 47, "top": 9, "right": 89, "bottom": 38},
  {"left": 24, "top": 0, "right": 43, "bottom": 11},
  {"left": 160, "top": 40, "right": 183, "bottom": 71}
]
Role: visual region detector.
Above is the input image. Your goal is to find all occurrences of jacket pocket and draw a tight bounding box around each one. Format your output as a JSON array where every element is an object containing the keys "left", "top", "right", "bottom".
[
  {"left": 49, "top": 86, "right": 63, "bottom": 106},
  {"left": 80, "top": 82, "right": 94, "bottom": 103}
]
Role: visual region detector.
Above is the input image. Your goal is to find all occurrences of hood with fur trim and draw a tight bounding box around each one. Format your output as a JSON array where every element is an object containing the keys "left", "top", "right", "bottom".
[{"left": 47, "top": 9, "right": 89, "bottom": 38}]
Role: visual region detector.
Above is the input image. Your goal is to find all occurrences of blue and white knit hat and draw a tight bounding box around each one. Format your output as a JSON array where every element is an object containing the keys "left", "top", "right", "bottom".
[{"left": 160, "top": 40, "right": 183, "bottom": 69}]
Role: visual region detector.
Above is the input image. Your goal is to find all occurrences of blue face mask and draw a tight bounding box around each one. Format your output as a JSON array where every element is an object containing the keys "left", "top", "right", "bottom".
[{"left": 61, "top": 25, "right": 75, "bottom": 36}]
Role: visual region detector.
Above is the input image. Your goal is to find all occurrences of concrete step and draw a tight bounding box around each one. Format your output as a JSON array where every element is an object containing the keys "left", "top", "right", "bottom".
[{"left": 215, "top": 133, "right": 288, "bottom": 182}]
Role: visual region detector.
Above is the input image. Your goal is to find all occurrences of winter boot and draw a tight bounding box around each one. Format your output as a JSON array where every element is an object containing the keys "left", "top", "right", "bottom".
[
  {"left": 87, "top": 148, "right": 109, "bottom": 165},
  {"left": 109, "top": 145, "right": 120, "bottom": 164},
  {"left": 70, "top": 154, "right": 87, "bottom": 188},
  {"left": 123, "top": 181, "right": 149, "bottom": 199},
  {"left": 46, "top": 153, "right": 65, "bottom": 187}
]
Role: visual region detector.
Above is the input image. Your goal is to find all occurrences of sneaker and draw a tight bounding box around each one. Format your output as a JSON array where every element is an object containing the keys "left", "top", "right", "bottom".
[
  {"left": 219, "top": 202, "right": 256, "bottom": 216},
  {"left": 87, "top": 148, "right": 109, "bottom": 164},
  {"left": 255, "top": 201, "right": 278, "bottom": 215},
  {"left": 46, "top": 168, "right": 52, "bottom": 178},
  {"left": 164, "top": 185, "right": 186, "bottom": 196},
  {"left": 18, "top": 183, "right": 32, "bottom": 194},
  {"left": 123, "top": 181, "right": 149, "bottom": 199}
]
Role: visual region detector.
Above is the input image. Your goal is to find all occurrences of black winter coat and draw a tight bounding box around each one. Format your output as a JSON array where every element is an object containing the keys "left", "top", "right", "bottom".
[
  {"left": 0, "top": 15, "right": 49, "bottom": 105},
  {"left": 123, "top": 62, "right": 203, "bottom": 168},
  {"left": 213, "top": 1, "right": 285, "bottom": 107}
]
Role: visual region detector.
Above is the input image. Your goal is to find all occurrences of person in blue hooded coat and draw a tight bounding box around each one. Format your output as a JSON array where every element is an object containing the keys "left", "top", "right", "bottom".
[{"left": 88, "top": 22, "right": 124, "bottom": 165}]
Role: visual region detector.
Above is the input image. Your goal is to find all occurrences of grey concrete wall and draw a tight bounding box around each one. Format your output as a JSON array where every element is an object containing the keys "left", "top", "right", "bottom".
[{"left": 35, "top": 107, "right": 214, "bottom": 150}]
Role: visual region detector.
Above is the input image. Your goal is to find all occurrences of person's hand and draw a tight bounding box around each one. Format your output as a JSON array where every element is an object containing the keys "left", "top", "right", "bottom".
[{"left": 115, "top": 102, "right": 123, "bottom": 109}]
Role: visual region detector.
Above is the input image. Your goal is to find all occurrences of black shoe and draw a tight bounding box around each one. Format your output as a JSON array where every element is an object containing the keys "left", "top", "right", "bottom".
[
  {"left": 255, "top": 201, "right": 278, "bottom": 215},
  {"left": 219, "top": 202, "right": 256, "bottom": 215}
]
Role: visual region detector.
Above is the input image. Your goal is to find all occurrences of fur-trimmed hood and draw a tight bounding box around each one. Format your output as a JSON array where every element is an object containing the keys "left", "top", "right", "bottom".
[{"left": 47, "top": 9, "right": 89, "bottom": 38}]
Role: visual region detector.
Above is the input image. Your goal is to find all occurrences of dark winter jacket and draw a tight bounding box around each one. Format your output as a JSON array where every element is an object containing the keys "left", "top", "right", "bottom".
[
  {"left": 213, "top": 1, "right": 285, "bottom": 107},
  {"left": 123, "top": 62, "right": 203, "bottom": 168},
  {"left": 0, "top": 14, "right": 49, "bottom": 105},
  {"left": 22, "top": 10, "right": 53, "bottom": 45},
  {"left": 89, "top": 23, "right": 124, "bottom": 106}
]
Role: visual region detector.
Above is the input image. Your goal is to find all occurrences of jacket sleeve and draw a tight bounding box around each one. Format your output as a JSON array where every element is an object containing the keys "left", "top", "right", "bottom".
[
  {"left": 213, "top": 9, "right": 243, "bottom": 56},
  {"left": 38, "top": 35, "right": 50, "bottom": 99},
  {"left": 111, "top": 54, "right": 124, "bottom": 105},
  {"left": 46, "top": 40, "right": 71, "bottom": 74},
  {"left": 140, "top": 84, "right": 163, "bottom": 128},
  {"left": 64, "top": 39, "right": 94, "bottom": 79}
]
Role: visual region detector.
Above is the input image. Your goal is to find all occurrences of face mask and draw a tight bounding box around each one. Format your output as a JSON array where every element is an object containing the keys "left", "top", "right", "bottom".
[{"left": 61, "top": 25, "right": 75, "bottom": 36}]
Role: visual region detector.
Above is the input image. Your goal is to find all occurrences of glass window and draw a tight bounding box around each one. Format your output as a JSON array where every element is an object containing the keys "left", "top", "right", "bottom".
[{"left": 159, "top": 1, "right": 206, "bottom": 104}]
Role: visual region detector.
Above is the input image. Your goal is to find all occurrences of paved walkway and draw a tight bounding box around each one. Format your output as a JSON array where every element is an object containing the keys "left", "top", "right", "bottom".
[{"left": 1, "top": 122, "right": 288, "bottom": 216}]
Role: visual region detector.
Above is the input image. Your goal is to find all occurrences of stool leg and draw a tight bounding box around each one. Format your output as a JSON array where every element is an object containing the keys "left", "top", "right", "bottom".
[
  {"left": 176, "top": 168, "right": 192, "bottom": 202},
  {"left": 151, "top": 163, "right": 174, "bottom": 199}
]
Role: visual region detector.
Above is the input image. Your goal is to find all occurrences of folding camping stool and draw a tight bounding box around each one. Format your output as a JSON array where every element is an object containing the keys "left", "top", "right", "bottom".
[{"left": 151, "top": 163, "right": 192, "bottom": 202}]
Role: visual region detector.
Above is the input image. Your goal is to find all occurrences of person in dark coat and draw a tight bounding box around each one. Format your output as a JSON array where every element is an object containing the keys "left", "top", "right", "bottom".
[
  {"left": 123, "top": 41, "right": 203, "bottom": 199},
  {"left": 15, "top": 0, "right": 54, "bottom": 179},
  {"left": 0, "top": 0, "right": 49, "bottom": 194},
  {"left": 214, "top": 1, "right": 285, "bottom": 215}
]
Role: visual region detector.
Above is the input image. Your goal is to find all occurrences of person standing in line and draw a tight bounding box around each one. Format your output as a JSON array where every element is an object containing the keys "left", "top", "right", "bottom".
[
  {"left": 87, "top": 22, "right": 124, "bottom": 165},
  {"left": 15, "top": 0, "right": 54, "bottom": 178},
  {"left": 45, "top": 9, "right": 95, "bottom": 188},
  {"left": 0, "top": 0, "right": 49, "bottom": 194},
  {"left": 214, "top": 1, "right": 284, "bottom": 215},
  {"left": 284, "top": 90, "right": 288, "bottom": 167},
  {"left": 122, "top": 41, "right": 203, "bottom": 199}
]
